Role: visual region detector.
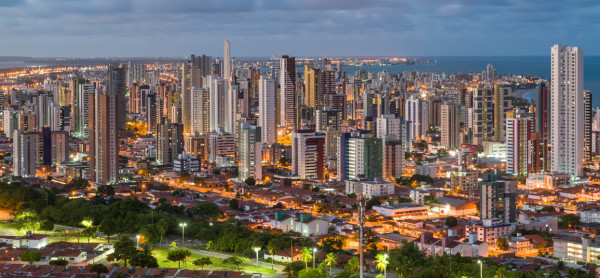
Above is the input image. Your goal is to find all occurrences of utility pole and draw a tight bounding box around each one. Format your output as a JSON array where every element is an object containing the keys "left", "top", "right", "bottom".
[{"left": 358, "top": 190, "right": 366, "bottom": 278}]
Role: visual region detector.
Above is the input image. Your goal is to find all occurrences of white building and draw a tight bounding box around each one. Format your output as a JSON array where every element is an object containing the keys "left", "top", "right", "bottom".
[
  {"left": 551, "top": 45, "right": 584, "bottom": 177},
  {"left": 292, "top": 130, "right": 325, "bottom": 180},
  {"left": 3, "top": 107, "right": 18, "bottom": 139},
  {"left": 404, "top": 95, "right": 429, "bottom": 141},
  {"left": 238, "top": 122, "right": 262, "bottom": 181},
  {"left": 505, "top": 112, "right": 533, "bottom": 176},
  {"left": 258, "top": 77, "right": 276, "bottom": 145},
  {"left": 345, "top": 177, "right": 395, "bottom": 197},
  {"left": 208, "top": 75, "right": 228, "bottom": 132},
  {"left": 372, "top": 203, "right": 430, "bottom": 219},
  {"left": 441, "top": 104, "right": 460, "bottom": 150},
  {"left": 173, "top": 152, "right": 201, "bottom": 172},
  {"left": 191, "top": 87, "right": 210, "bottom": 135}
]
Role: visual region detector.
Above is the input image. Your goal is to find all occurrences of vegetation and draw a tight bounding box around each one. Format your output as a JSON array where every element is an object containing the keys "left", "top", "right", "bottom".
[{"left": 20, "top": 251, "right": 41, "bottom": 264}]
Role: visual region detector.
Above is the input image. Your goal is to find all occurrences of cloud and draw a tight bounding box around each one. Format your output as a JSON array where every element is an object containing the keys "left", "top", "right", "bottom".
[{"left": 0, "top": 0, "right": 598, "bottom": 56}]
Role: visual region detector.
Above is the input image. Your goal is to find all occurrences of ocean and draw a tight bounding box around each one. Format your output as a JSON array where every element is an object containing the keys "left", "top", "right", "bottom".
[{"left": 304, "top": 56, "right": 600, "bottom": 108}]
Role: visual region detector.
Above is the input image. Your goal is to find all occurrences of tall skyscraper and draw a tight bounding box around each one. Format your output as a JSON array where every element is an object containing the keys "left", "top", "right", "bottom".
[
  {"left": 76, "top": 83, "right": 94, "bottom": 138},
  {"left": 89, "top": 88, "right": 119, "bottom": 185},
  {"left": 493, "top": 84, "right": 512, "bottom": 142},
  {"left": 208, "top": 76, "right": 228, "bottom": 132},
  {"left": 472, "top": 87, "right": 494, "bottom": 145},
  {"left": 156, "top": 123, "right": 183, "bottom": 165},
  {"left": 224, "top": 39, "right": 231, "bottom": 82},
  {"left": 441, "top": 103, "right": 460, "bottom": 150},
  {"left": 191, "top": 87, "right": 211, "bottom": 135},
  {"left": 551, "top": 45, "right": 584, "bottom": 177},
  {"left": 404, "top": 95, "right": 429, "bottom": 141},
  {"left": 535, "top": 83, "right": 550, "bottom": 138},
  {"left": 317, "top": 70, "right": 335, "bottom": 109},
  {"left": 238, "top": 122, "right": 262, "bottom": 181},
  {"left": 584, "top": 90, "right": 592, "bottom": 161},
  {"left": 279, "top": 55, "right": 296, "bottom": 128},
  {"left": 50, "top": 131, "right": 69, "bottom": 166},
  {"left": 12, "top": 130, "right": 37, "bottom": 177},
  {"left": 304, "top": 65, "right": 317, "bottom": 107},
  {"left": 182, "top": 58, "right": 203, "bottom": 134},
  {"left": 108, "top": 63, "right": 127, "bottom": 132},
  {"left": 258, "top": 77, "right": 276, "bottom": 145}
]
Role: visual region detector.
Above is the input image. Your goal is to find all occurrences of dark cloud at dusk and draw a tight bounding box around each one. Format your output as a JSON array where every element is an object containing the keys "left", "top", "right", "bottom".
[{"left": 0, "top": 0, "right": 598, "bottom": 57}]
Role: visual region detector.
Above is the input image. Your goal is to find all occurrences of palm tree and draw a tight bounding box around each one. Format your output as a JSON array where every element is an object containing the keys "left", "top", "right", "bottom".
[
  {"left": 324, "top": 253, "right": 338, "bottom": 272},
  {"left": 300, "top": 247, "right": 313, "bottom": 268},
  {"left": 375, "top": 253, "right": 389, "bottom": 278}
]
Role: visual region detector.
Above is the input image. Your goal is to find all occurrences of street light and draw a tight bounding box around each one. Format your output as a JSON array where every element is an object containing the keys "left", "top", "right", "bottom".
[
  {"left": 136, "top": 235, "right": 140, "bottom": 248},
  {"left": 253, "top": 247, "right": 261, "bottom": 272},
  {"left": 477, "top": 260, "right": 483, "bottom": 278},
  {"left": 312, "top": 247, "right": 317, "bottom": 268},
  {"left": 179, "top": 223, "right": 187, "bottom": 245}
]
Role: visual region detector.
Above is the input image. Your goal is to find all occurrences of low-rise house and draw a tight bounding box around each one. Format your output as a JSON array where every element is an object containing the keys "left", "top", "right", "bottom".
[
  {"left": 0, "top": 232, "right": 49, "bottom": 249},
  {"left": 465, "top": 218, "right": 512, "bottom": 244}
]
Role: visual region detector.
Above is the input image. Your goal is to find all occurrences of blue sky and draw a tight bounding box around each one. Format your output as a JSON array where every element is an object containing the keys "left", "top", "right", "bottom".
[{"left": 1, "top": 0, "right": 599, "bottom": 57}]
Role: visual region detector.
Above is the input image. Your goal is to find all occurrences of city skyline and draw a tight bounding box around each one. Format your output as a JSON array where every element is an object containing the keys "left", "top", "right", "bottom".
[{"left": 1, "top": 0, "right": 600, "bottom": 57}]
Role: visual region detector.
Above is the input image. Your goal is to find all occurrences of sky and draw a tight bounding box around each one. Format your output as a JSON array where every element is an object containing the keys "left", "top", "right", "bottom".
[{"left": 1, "top": 0, "right": 599, "bottom": 57}]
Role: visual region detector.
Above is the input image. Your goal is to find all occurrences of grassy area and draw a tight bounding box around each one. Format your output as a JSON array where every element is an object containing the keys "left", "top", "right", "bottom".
[
  {"left": 48, "top": 236, "right": 108, "bottom": 244},
  {"left": 152, "top": 248, "right": 277, "bottom": 274},
  {"left": 0, "top": 222, "right": 26, "bottom": 236}
]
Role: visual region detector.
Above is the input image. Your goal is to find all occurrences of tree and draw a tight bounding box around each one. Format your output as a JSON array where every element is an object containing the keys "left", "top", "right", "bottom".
[
  {"left": 445, "top": 216, "right": 458, "bottom": 227},
  {"left": 223, "top": 256, "right": 245, "bottom": 271},
  {"left": 97, "top": 185, "right": 115, "bottom": 196},
  {"left": 98, "top": 217, "right": 117, "bottom": 242},
  {"left": 324, "top": 253, "right": 338, "bottom": 272},
  {"left": 229, "top": 199, "right": 239, "bottom": 210},
  {"left": 540, "top": 206, "right": 556, "bottom": 213},
  {"left": 320, "top": 236, "right": 343, "bottom": 253},
  {"left": 300, "top": 247, "right": 313, "bottom": 268},
  {"left": 14, "top": 209, "right": 40, "bottom": 232},
  {"left": 189, "top": 202, "right": 221, "bottom": 221},
  {"left": 298, "top": 268, "right": 326, "bottom": 278},
  {"left": 267, "top": 238, "right": 285, "bottom": 270},
  {"left": 65, "top": 177, "right": 90, "bottom": 191},
  {"left": 88, "top": 264, "right": 109, "bottom": 275},
  {"left": 559, "top": 214, "right": 581, "bottom": 228},
  {"left": 81, "top": 226, "right": 97, "bottom": 243},
  {"left": 375, "top": 253, "right": 389, "bottom": 275},
  {"left": 167, "top": 249, "right": 191, "bottom": 268},
  {"left": 20, "top": 251, "right": 41, "bottom": 264},
  {"left": 39, "top": 219, "right": 54, "bottom": 232},
  {"left": 49, "top": 259, "right": 69, "bottom": 266},
  {"left": 109, "top": 236, "right": 137, "bottom": 267},
  {"left": 345, "top": 257, "right": 360, "bottom": 273},
  {"left": 129, "top": 253, "right": 158, "bottom": 268},
  {"left": 192, "top": 257, "right": 212, "bottom": 270},
  {"left": 496, "top": 238, "right": 509, "bottom": 251},
  {"left": 284, "top": 261, "right": 306, "bottom": 278},
  {"left": 244, "top": 177, "right": 256, "bottom": 186},
  {"left": 334, "top": 270, "right": 359, "bottom": 278},
  {"left": 156, "top": 219, "right": 168, "bottom": 247}
]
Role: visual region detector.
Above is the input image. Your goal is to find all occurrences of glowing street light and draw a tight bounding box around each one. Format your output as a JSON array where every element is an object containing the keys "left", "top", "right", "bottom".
[
  {"left": 253, "top": 247, "right": 261, "bottom": 272},
  {"left": 477, "top": 260, "right": 483, "bottom": 278},
  {"left": 136, "top": 235, "right": 140, "bottom": 248},
  {"left": 179, "top": 223, "right": 187, "bottom": 245},
  {"left": 312, "top": 247, "right": 317, "bottom": 268}
]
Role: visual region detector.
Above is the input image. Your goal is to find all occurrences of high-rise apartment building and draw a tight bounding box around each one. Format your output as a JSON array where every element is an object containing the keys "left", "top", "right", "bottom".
[
  {"left": 258, "top": 77, "right": 276, "bottom": 145},
  {"left": 223, "top": 39, "right": 231, "bottom": 82},
  {"left": 12, "top": 130, "right": 37, "bottom": 177},
  {"left": 550, "top": 45, "right": 584, "bottom": 177},
  {"left": 337, "top": 132, "right": 383, "bottom": 181},
  {"left": 279, "top": 55, "right": 296, "bottom": 127},
  {"left": 315, "top": 107, "right": 342, "bottom": 132},
  {"left": 238, "top": 122, "right": 262, "bottom": 181},
  {"left": 472, "top": 87, "right": 494, "bottom": 145},
  {"left": 441, "top": 103, "right": 460, "bottom": 150},
  {"left": 493, "top": 84, "right": 512, "bottom": 142},
  {"left": 156, "top": 123, "right": 183, "bottom": 165},
  {"left": 584, "top": 90, "right": 592, "bottom": 161},
  {"left": 304, "top": 65, "right": 317, "bottom": 107},
  {"left": 108, "top": 63, "right": 127, "bottom": 132},
  {"left": 404, "top": 95, "right": 429, "bottom": 141},
  {"left": 191, "top": 87, "right": 211, "bottom": 135},
  {"left": 292, "top": 129, "right": 325, "bottom": 180},
  {"left": 505, "top": 111, "right": 533, "bottom": 176},
  {"left": 479, "top": 171, "right": 516, "bottom": 224},
  {"left": 89, "top": 89, "right": 119, "bottom": 185}
]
